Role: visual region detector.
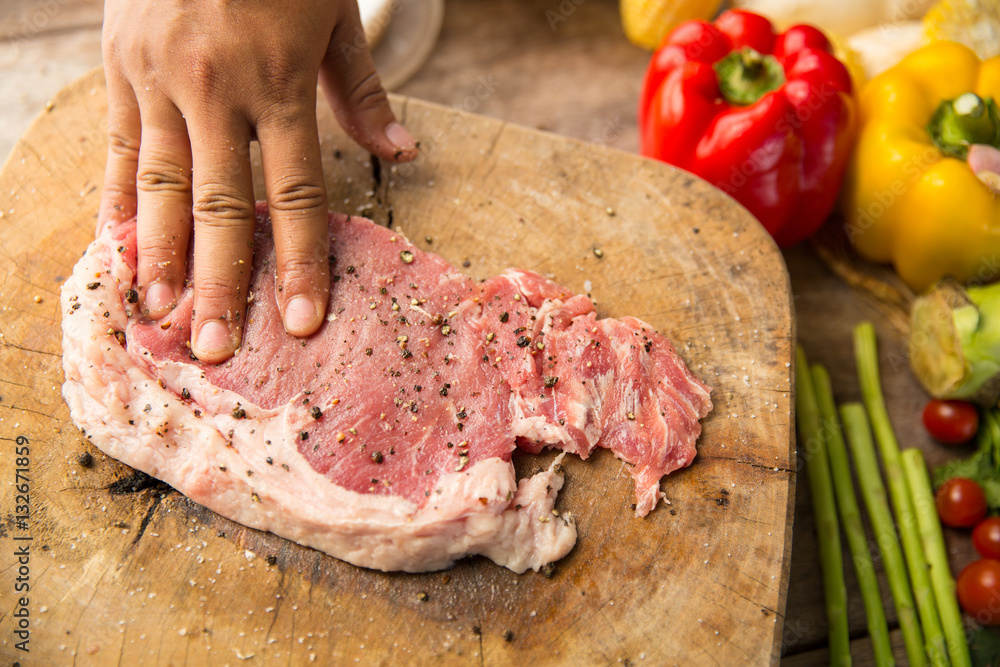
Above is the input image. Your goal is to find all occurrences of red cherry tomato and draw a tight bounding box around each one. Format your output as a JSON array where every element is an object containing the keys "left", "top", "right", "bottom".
[
  {"left": 936, "top": 477, "right": 988, "bottom": 528},
  {"left": 958, "top": 559, "right": 1000, "bottom": 625},
  {"left": 922, "top": 399, "right": 979, "bottom": 445},
  {"left": 975, "top": 518, "right": 1000, "bottom": 559}
]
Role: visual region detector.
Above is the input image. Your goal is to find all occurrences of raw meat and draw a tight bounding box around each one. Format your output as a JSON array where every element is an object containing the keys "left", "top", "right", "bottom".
[{"left": 61, "top": 204, "right": 712, "bottom": 573}]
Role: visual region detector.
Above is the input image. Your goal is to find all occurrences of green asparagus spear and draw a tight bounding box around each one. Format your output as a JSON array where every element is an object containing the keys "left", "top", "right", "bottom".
[
  {"left": 841, "top": 403, "right": 927, "bottom": 667},
  {"left": 855, "top": 322, "right": 948, "bottom": 665},
  {"left": 813, "top": 364, "right": 894, "bottom": 666},
  {"left": 902, "top": 448, "right": 972, "bottom": 667},
  {"left": 796, "top": 347, "right": 851, "bottom": 665}
]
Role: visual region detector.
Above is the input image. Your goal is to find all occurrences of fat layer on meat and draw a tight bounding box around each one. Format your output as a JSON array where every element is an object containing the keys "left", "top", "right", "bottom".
[{"left": 61, "top": 205, "right": 711, "bottom": 572}]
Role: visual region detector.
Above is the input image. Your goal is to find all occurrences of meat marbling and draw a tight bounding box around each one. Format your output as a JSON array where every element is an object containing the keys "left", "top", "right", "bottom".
[{"left": 61, "top": 204, "right": 712, "bottom": 573}]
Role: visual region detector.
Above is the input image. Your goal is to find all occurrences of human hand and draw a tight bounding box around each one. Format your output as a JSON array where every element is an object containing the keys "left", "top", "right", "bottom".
[{"left": 100, "top": 0, "right": 418, "bottom": 363}]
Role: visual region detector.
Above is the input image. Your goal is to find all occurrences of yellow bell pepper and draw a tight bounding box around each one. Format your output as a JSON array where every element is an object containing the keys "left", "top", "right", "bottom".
[
  {"left": 845, "top": 41, "right": 1000, "bottom": 292},
  {"left": 620, "top": 0, "right": 723, "bottom": 50}
]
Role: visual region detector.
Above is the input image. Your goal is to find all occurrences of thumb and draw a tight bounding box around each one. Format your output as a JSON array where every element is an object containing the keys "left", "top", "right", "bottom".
[{"left": 320, "top": 6, "right": 418, "bottom": 162}]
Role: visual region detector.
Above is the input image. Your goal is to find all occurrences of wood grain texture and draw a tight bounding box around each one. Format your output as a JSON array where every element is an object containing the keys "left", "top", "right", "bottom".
[
  {"left": 1, "top": 2, "right": 960, "bottom": 663},
  {"left": 0, "top": 67, "right": 794, "bottom": 664}
]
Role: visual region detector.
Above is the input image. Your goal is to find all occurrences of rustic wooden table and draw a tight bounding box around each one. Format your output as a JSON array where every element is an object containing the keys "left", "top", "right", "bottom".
[{"left": 1, "top": 0, "right": 980, "bottom": 663}]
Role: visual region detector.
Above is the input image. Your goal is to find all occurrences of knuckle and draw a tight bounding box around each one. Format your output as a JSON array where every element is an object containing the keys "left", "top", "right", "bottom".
[
  {"left": 137, "top": 160, "right": 192, "bottom": 194},
  {"left": 108, "top": 130, "right": 140, "bottom": 162},
  {"left": 193, "top": 189, "right": 255, "bottom": 223},
  {"left": 196, "top": 274, "right": 236, "bottom": 297},
  {"left": 278, "top": 253, "right": 328, "bottom": 289},
  {"left": 136, "top": 234, "right": 184, "bottom": 262},
  {"left": 281, "top": 252, "right": 326, "bottom": 277},
  {"left": 254, "top": 103, "right": 305, "bottom": 135},
  {"left": 102, "top": 23, "right": 130, "bottom": 63},
  {"left": 258, "top": 55, "right": 308, "bottom": 100},
  {"left": 182, "top": 48, "right": 226, "bottom": 102},
  {"left": 194, "top": 275, "right": 243, "bottom": 309},
  {"left": 346, "top": 71, "right": 389, "bottom": 114},
  {"left": 101, "top": 30, "right": 115, "bottom": 60},
  {"left": 269, "top": 178, "right": 326, "bottom": 213},
  {"left": 253, "top": 87, "right": 313, "bottom": 132}
]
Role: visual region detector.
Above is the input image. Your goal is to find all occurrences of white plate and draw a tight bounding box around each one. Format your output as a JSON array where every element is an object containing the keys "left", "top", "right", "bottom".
[
  {"left": 359, "top": 0, "right": 395, "bottom": 47},
  {"left": 368, "top": 0, "right": 445, "bottom": 90}
]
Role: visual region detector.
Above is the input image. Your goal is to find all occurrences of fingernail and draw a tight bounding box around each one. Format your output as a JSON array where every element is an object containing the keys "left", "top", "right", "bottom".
[
  {"left": 145, "top": 282, "right": 175, "bottom": 317},
  {"left": 194, "top": 320, "right": 232, "bottom": 358},
  {"left": 385, "top": 121, "right": 416, "bottom": 154},
  {"left": 284, "top": 296, "right": 316, "bottom": 334}
]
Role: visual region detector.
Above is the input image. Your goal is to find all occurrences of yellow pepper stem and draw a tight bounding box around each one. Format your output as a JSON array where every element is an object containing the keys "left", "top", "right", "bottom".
[{"left": 927, "top": 92, "right": 1000, "bottom": 158}]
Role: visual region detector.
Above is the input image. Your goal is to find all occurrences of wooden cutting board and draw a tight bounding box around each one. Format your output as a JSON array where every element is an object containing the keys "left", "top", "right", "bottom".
[{"left": 0, "top": 68, "right": 794, "bottom": 664}]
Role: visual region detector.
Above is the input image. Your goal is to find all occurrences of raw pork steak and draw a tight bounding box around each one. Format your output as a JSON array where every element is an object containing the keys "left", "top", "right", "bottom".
[{"left": 61, "top": 204, "right": 712, "bottom": 573}]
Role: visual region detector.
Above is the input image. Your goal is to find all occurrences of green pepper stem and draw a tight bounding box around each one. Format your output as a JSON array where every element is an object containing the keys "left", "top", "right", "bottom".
[
  {"left": 928, "top": 92, "right": 1000, "bottom": 159},
  {"left": 713, "top": 47, "right": 785, "bottom": 107}
]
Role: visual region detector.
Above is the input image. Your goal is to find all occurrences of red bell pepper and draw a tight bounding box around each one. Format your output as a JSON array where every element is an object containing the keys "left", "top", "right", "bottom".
[{"left": 639, "top": 10, "right": 856, "bottom": 247}]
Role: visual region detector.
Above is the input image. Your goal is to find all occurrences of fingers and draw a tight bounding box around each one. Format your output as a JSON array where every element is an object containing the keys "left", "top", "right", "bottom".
[
  {"left": 187, "top": 117, "right": 257, "bottom": 363},
  {"left": 256, "top": 100, "right": 330, "bottom": 337},
  {"left": 98, "top": 67, "right": 141, "bottom": 235},
  {"left": 134, "top": 98, "right": 193, "bottom": 319},
  {"left": 319, "top": 3, "right": 418, "bottom": 163}
]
